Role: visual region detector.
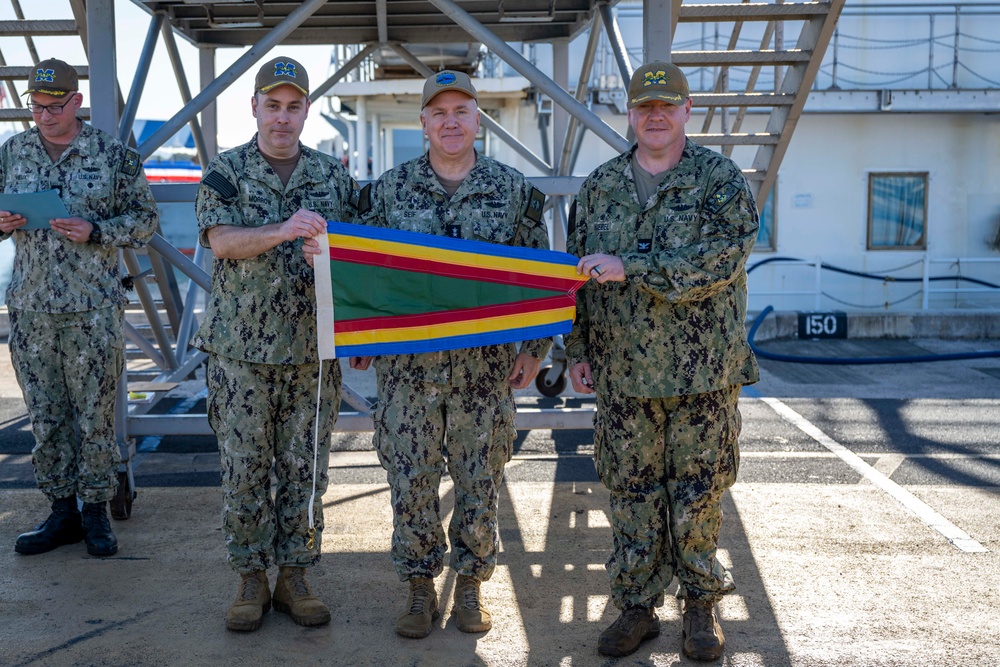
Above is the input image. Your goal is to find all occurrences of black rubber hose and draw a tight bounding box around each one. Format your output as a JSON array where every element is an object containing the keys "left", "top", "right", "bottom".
[
  {"left": 747, "top": 305, "right": 1000, "bottom": 364},
  {"left": 747, "top": 256, "right": 1000, "bottom": 289}
]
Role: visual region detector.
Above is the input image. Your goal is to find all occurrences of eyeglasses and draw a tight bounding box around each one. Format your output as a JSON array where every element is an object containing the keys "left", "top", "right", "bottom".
[{"left": 27, "top": 96, "right": 77, "bottom": 115}]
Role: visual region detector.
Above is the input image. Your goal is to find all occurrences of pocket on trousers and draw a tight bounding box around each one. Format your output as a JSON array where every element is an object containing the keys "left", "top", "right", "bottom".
[
  {"left": 719, "top": 405, "right": 742, "bottom": 488},
  {"left": 489, "top": 397, "right": 517, "bottom": 468},
  {"left": 371, "top": 400, "right": 392, "bottom": 472}
]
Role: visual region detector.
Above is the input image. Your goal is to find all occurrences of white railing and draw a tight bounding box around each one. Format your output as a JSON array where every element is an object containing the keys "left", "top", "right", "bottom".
[
  {"left": 922, "top": 256, "right": 1000, "bottom": 309},
  {"left": 748, "top": 254, "right": 1000, "bottom": 311}
]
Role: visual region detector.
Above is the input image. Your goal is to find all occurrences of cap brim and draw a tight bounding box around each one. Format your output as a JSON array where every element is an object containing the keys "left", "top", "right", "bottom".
[
  {"left": 257, "top": 81, "right": 309, "bottom": 96},
  {"left": 628, "top": 92, "right": 687, "bottom": 108},
  {"left": 23, "top": 88, "right": 72, "bottom": 97},
  {"left": 422, "top": 88, "right": 477, "bottom": 109}
]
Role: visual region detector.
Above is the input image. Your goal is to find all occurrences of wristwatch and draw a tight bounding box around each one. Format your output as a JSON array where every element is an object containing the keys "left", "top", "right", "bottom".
[{"left": 88, "top": 223, "right": 101, "bottom": 244}]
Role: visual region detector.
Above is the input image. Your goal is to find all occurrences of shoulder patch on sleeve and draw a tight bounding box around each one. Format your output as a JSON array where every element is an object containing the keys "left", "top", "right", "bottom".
[
  {"left": 705, "top": 182, "right": 742, "bottom": 215},
  {"left": 120, "top": 148, "right": 141, "bottom": 177},
  {"left": 357, "top": 183, "right": 373, "bottom": 216},
  {"left": 202, "top": 169, "right": 239, "bottom": 201},
  {"left": 524, "top": 186, "right": 545, "bottom": 223},
  {"left": 349, "top": 179, "right": 361, "bottom": 210},
  {"left": 567, "top": 198, "right": 578, "bottom": 237}
]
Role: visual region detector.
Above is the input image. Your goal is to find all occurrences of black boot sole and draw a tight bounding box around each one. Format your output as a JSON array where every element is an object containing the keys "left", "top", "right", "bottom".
[
  {"left": 14, "top": 532, "right": 85, "bottom": 555},
  {"left": 597, "top": 626, "right": 660, "bottom": 657},
  {"left": 85, "top": 540, "right": 119, "bottom": 557}
]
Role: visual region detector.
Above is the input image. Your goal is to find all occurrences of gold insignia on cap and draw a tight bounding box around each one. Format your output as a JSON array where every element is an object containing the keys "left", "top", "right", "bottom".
[{"left": 643, "top": 70, "right": 669, "bottom": 87}]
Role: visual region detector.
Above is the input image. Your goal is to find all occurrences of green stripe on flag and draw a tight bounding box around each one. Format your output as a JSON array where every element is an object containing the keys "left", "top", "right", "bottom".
[{"left": 331, "top": 260, "right": 561, "bottom": 321}]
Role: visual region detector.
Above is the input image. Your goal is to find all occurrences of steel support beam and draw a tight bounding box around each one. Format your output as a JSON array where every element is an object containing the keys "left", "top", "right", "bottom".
[
  {"left": 148, "top": 234, "right": 212, "bottom": 293},
  {"left": 138, "top": 0, "right": 330, "bottom": 160},
  {"left": 122, "top": 249, "right": 177, "bottom": 371},
  {"left": 86, "top": 0, "right": 117, "bottom": 134},
  {"left": 199, "top": 48, "right": 218, "bottom": 159},
  {"left": 599, "top": 3, "right": 634, "bottom": 85},
  {"left": 0, "top": 20, "right": 76, "bottom": 37},
  {"left": 428, "top": 0, "right": 629, "bottom": 153},
  {"left": 0, "top": 48, "right": 30, "bottom": 130},
  {"left": 388, "top": 42, "right": 552, "bottom": 173},
  {"left": 119, "top": 12, "right": 164, "bottom": 143},
  {"left": 310, "top": 44, "right": 379, "bottom": 103},
  {"left": 644, "top": 0, "right": 673, "bottom": 62},
  {"left": 126, "top": 407, "right": 596, "bottom": 436},
  {"left": 558, "top": 12, "right": 601, "bottom": 178},
  {"left": 11, "top": 0, "right": 40, "bottom": 63},
  {"left": 750, "top": 0, "right": 845, "bottom": 204},
  {"left": 376, "top": 0, "right": 389, "bottom": 44},
  {"left": 160, "top": 21, "right": 211, "bottom": 168},
  {"left": 552, "top": 43, "right": 570, "bottom": 174}
]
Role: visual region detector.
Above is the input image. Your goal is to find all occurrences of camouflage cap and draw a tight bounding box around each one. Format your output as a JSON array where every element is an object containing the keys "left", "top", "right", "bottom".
[
  {"left": 255, "top": 57, "right": 309, "bottom": 96},
  {"left": 23, "top": 58, "right": 78, "bottom": 98},
  {"left": 627, "top": 62, "right": 689, "bottom": 108},
  {"left": 421, "top": 70, "right": 478, "bottom": 108}
]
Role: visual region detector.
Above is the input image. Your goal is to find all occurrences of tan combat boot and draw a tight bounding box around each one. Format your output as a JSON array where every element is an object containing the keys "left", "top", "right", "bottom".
[
  {"left": 682, "top": 598, "right": 725, "bottom": 661},
  {"left": 273, "top": 566, "right": 331, "bottom": 627},
  {"left": 452, "top": 574, "right": 492, "bottom": 633},
  {"left": 597, "top": 606, "right": 659, "bottom": 657},
  {"left": 226, "top": 570, "right": 271, "bottom": 632},
  {"left": 395, "top": 577, "right": 439, "bottom": 638}
]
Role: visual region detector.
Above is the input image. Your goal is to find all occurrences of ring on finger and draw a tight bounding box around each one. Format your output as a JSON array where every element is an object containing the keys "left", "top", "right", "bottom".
[{"left": 592, "top": 265, "right": 603, "bottom": 276}]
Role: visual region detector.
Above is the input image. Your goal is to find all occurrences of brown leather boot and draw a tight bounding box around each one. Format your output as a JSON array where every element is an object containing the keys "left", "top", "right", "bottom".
[
  {"left": 273, "top": 566, "right": 331, "bottom": 627},
  {"left": 452, "top": 575, "right": 492, "bottom": 633},
  {"left": 396, "top": 577, "right": 439, "bottom": 638},
  {"left": 597, "top": 606, "right": 660, "bottom": 656},
  {"left": 682, "top": 598, "right": 725, "bottom": 661},
  {"left": 226, "top": 570, "right": 270, "bottom": 632}
]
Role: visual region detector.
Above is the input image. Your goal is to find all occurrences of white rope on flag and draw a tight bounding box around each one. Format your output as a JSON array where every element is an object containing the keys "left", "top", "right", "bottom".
[{"left": 306, "top": 357, "right": 323, "bottom": 551}]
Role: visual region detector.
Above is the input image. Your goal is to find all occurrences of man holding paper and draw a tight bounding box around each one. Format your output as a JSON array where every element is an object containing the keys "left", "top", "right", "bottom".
[{"left": 0, "top": 58, "right": 158, "bottom": 558}]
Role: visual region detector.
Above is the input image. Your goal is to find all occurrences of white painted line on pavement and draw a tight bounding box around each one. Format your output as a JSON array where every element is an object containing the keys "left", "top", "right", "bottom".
[{"left": 759, "top": 396, "right": 988, "bottom": 553}]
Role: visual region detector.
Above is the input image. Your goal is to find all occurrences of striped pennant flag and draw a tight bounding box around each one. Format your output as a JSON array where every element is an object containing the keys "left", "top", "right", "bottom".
[{"left": 314, "top": 221, "right": 587, "bottom": 359}]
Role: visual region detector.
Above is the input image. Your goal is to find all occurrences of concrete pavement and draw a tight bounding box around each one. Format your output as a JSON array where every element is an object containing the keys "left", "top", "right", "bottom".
[{"left": 2, "top": 331, "right": 1000, "bottom": 666}]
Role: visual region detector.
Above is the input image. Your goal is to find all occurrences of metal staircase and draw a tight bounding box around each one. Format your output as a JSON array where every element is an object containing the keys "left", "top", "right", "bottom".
[
  {"left": 0, "top": 3, "right": 89, "bottom": 127},
  {"left": 674, "top": 0, "right": 847, "bottom": 204}
]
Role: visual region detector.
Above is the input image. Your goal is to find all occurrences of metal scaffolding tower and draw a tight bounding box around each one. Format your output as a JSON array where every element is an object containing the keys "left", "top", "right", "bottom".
[{"left": 0, "top": 0, "right": 844, "bottom": 515}]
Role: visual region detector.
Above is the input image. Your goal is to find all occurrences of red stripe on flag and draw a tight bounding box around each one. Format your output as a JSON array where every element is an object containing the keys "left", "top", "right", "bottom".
[
  {"left": 334, "top": 294, "right": 576, "bottom": 334},
  {"left": 329, "top": 247, "right": 584, "bottom": 294}
]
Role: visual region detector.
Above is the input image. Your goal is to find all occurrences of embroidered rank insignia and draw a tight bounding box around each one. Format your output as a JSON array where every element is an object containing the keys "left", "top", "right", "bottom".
[
  {"left": 357, "top": 183, "right": 372, "bottom": 215},
  {"left": 637, "top": 238, "right": 652, "bottom": 253},
  {"left": 524, "top": 186, "right": 545, "bottom": 223},
  {"left": 446, "top": 224, "right": 462, "bottom": 239},
  {"left": 567, "top": 199, "right": 578, "bottom": 236},
  {"left": 705, "top": 183, "right": 741, "bottom": 214},
  {"left": 120, "top": 148, "right": 141, "bottom": 177}
]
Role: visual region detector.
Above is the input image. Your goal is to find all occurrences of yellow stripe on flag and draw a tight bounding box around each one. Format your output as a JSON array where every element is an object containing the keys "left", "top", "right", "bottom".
[
  {"left": 328, "top": 232, "right": 582, "bottom": 282},
  {"left": 334, "top": 305, "right": 577, "bottom": 348}
]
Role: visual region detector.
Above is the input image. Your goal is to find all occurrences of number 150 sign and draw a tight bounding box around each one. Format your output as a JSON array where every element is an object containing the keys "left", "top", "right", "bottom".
[{"left": 797, "top": 312, "right": 848, "bottom": 339}]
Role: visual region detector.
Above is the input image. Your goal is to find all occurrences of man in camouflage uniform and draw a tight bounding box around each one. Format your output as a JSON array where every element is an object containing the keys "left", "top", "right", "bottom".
[
  {"left": 0, "top": 58, "right": 157, "bottom": 558},
  {"left": 565, "top": 62, "right": 759, "bottom": 661},
  {"left": 354, "top": 71, "right": 550, "bottom": 639},
  {"left": 193, "top": 57, "right": 357, "bottom": 632}
]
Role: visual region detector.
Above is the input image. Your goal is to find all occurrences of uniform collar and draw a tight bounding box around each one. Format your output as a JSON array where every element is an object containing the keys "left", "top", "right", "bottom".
[
  {"left": 414, "top": 151, "right": 499, "bottom": 199},
  {"left": 246, "top": 135, "right": 324, "bottom": 192}
]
